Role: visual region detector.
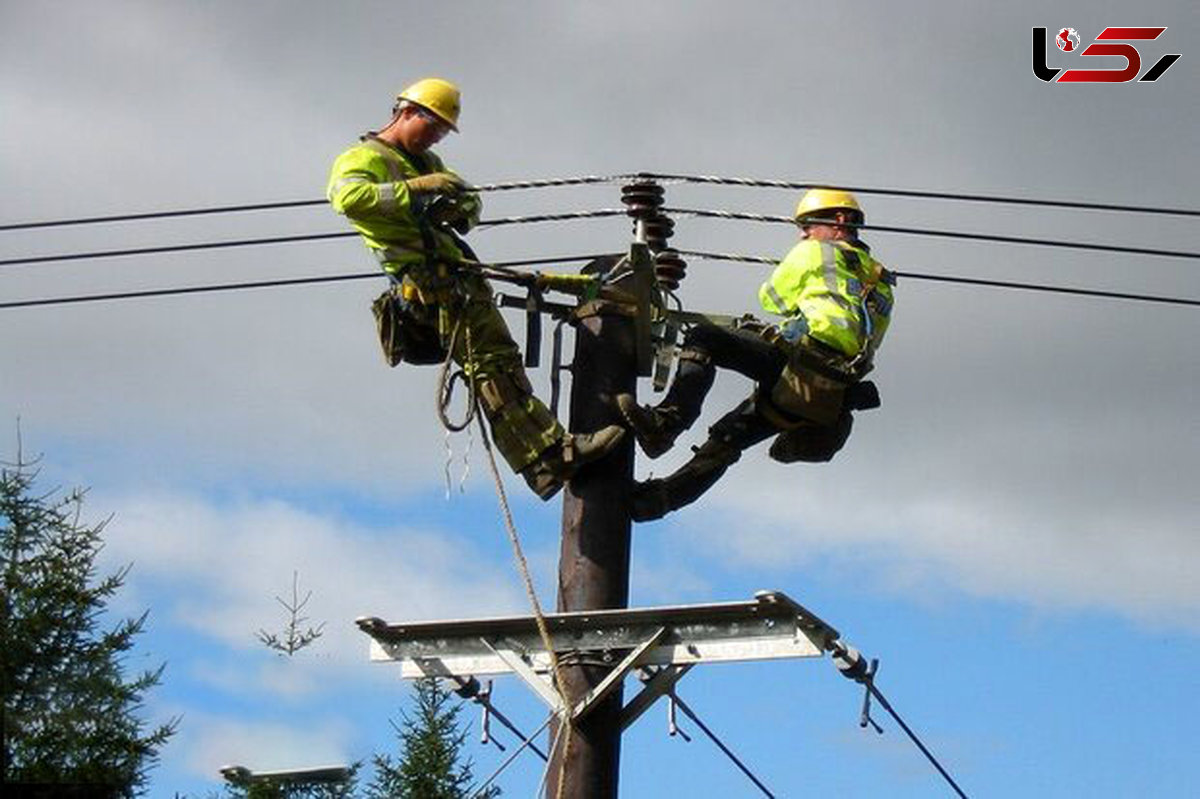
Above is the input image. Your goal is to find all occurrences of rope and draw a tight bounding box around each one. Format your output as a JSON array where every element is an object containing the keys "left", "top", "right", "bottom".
[
  {"left": 435, "top": 319, "right": 477, "bottom": 434},
  {"left": 676, "top": 249, "right": 1200, "bottom": 308},
  {"left": 664, "top": 207, "right": 1200, "bottom": 260},
  {"left": 436, "top": 320, "right": 573, "bottom": 799},
  {"left": 473, "top": 400, "right": 573, "bottom": 799}
]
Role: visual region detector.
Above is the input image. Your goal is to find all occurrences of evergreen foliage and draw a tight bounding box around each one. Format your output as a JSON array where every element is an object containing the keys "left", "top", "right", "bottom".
[
  {"left": 367, "top": 678, "right": 496, "bottom": 799},
  {"left": 1, "top": 454, "right": 177, "bottom": 795}
]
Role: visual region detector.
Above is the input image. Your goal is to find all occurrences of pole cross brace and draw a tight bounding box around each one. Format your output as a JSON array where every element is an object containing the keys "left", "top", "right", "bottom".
[
  {"left": 569, "top": 626, "right": 666, "bottom": 721},
  {"left": 479, "top": 628, "right": 667, "bottom": 722},
  {"left": 480, "top": 638, "right": 565, "bottom": 714},
  {"left": 621, "top": 664, "right": 695, "bottom": 731}
]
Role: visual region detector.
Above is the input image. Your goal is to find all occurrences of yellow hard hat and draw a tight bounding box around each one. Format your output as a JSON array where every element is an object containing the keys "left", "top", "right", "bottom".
[
  {"left": 794, "top": 188, "right": 862, "bottom": 223},
  {"left": 397, "top": 78, "right": 461, "bottom": 131}
]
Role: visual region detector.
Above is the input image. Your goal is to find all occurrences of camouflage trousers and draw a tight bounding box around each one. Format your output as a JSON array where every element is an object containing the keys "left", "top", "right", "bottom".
[{"left": 389, "top": 265, "right": 563, "bottom": 473}]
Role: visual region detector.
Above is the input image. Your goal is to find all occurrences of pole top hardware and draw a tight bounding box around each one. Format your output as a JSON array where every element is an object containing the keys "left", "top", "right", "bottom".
[{"left": 356, "top": 589, "right": 840, "bottom": 680}]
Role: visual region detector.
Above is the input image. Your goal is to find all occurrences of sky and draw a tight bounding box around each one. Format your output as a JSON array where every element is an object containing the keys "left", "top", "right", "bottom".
[{"left": 1, "top": 1, "right": 1197, "bottom": 796}]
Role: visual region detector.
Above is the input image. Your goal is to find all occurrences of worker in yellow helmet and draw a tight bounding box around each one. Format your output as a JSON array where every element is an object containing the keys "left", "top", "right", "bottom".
[
  {"left": 327, "top": 78, "right": 624, "bottom": 499},
  {"left": 617, "top": 188, "right": 896, "bottom": 521}
]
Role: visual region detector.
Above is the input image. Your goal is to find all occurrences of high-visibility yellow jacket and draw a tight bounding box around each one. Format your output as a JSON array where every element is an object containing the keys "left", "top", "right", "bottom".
[
  {"left": 758, "top": 239, "right": 895, "bottom": 359},
  {"left": 326, "top": 135, "right": 480, "bottom": 274}
]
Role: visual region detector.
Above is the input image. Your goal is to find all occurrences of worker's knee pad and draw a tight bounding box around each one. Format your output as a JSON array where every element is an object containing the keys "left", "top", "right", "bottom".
[
  {"left": 486, "top": 394, "right": 564, "bottom": 473},
  {"left": 475, "top": 373, "right": 534, "bottom": 415}
]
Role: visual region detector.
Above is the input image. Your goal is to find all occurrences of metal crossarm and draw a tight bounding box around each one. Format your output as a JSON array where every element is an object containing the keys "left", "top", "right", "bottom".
[{"left": 356, "top": 590, "right": 838, "bottom": 680}]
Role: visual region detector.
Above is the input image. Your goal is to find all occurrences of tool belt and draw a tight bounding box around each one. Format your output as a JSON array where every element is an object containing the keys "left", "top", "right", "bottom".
[{"left": 370, "top": 282, "right": 447, "bottom": 366}]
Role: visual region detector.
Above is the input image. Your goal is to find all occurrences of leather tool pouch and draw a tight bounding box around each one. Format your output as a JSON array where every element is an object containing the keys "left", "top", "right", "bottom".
[{"left": 371, "top": 287, "right": 447, "bottom": 366}]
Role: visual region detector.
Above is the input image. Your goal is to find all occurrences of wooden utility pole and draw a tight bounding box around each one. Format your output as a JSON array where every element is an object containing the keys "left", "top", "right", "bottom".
[
  {"left": 546, "top": 298, "right": 637, "bottom": 798},
  {"left": 546, "top": 179, "right": 673, "bottom": 797}
]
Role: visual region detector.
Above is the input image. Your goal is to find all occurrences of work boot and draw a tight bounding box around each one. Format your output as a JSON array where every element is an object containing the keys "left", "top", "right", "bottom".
[
  {"left": 520, "top": 424, "right": 626, "bottom": 501},
  {"left": 614, "top": 394, "right": 682, "bottom": 459},
  {"left": 630, "top": 478, "right": 670, "bottom": 521},
  {"left": 629, "top": 435, "right": 745, "bottom": 521}
]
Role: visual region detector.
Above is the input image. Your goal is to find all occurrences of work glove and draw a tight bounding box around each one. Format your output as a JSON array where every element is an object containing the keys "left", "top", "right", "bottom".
[
  {"left": 404, "top": 171, "right": 466, "bottom": 197},
  {"left": 779, "top": 315, "right": 809, "bottom": 343},
  {"left": 427, "top": 192, "right": 482, "bottom": 233}
]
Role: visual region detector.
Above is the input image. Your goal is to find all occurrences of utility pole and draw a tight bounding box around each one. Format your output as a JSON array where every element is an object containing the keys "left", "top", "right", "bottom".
[
  {"left": 546, "top": 178, "right": 682, "bottom": 798},
  {"left": 547, "top": 296, "right": 637, "bottom": 797}
]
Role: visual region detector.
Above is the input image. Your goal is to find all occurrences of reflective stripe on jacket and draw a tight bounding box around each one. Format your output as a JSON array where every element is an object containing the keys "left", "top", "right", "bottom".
[
  {"left": 326, "top": 136, "right": 477, "bottom": 273},
  {"left": 758, "top": 239, "right": 895, "bottom": 358}
]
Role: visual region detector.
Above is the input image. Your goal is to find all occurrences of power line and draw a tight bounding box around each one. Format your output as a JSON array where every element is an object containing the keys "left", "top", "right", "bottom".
[
  {"left": 0, "top": 271, "right": 379, "bottom": 309},
  {"left": 0, "top": 255, "right": 615, "bottom": 310},
  {"left": 676, "top": 250, "right": 1200, "bottom": 308},
  {"left": 643, "top": 172, "right": 1200, "bottom": 218},
  {"left": 0, "top": 199, "right": 329, "bottom": 232},
  {"left": 664, "top": 207, "right": 1200, "bottom": 261},
  {"left": 5, "top": 254, "right": 1198, "bottom": 311},
  {"left": 4, "top": 211, "right": 1196, "bottom": 269},
  {"left": 0, "top": 231, "right": 357, "bottom": 267},
  {"left": 0, "top": 212, "right": 630, "bottom": 268},
  {"left": 866, "top": 683, "right": 969, "bottom": 799},
  {"left": 672, "top": 694, "right": 775, "bottom": 798},
  {"left": 3, "top": 172, "right": 1196, "bottom": 233},
  {"left": 0, "top": 177, "right": 621, "bottom": 233},
  {"left": 833, "top": 646, "right": 970, "bottom": 798}
]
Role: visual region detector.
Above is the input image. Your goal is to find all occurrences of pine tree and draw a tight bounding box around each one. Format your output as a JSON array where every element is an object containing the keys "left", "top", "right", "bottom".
[
  {"left": 1, "top": 452, "right": 177, "bottom": 795},
  {"left": 367, "top": 678, "right": 496, "bottom": 799}
]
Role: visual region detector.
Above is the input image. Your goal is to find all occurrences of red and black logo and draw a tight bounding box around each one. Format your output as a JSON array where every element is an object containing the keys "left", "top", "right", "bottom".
[{"left": 1033, "top": 27, "right": 1180, "bottom": 82}]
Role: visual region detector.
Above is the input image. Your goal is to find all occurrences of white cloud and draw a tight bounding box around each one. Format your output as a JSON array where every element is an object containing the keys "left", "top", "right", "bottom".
[
  {"left": 177, "top": 711, "right": 357, "bottom": 778},
  {"left": 97, "top": 490, "right": 530, "bottom": 658}
]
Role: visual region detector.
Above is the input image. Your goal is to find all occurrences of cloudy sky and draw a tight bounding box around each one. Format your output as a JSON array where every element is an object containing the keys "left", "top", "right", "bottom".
[{"left": 2, "top": 1, "right": 1197, "bottom": 796}]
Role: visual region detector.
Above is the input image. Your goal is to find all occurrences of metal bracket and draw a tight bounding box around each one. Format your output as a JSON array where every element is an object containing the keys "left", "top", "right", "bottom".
[
  {"left": 550, "top": 318, "right": 568, "bottom": 417},
  {"left": 667, "top": 694, "right": 691, "bottom": 741},
  {"left": 629, "top": 242, "right": 657, "bottom": 378},
  {"left": 570, "top": 627, "right": 666, "bottom": 721},
  {"left": 621, "top": 664, "right": 694, "bottom": 731},
  {"left": 479, "top": 638, "right": 564, "bottom": 714},
  {"left": 651, "top": 315, "right": 679, "bottom": 392},
  {"left": 524, "top": 284, "right": 542, "bottom": 368}
]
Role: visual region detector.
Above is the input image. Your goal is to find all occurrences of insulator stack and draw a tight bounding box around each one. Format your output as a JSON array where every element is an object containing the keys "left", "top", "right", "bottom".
[
  {"left": 621, "top": 178, "right": 685, "bottom": 290},
  {"left": 654, "top": 249, "right": 688, "bottom": 291}
]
